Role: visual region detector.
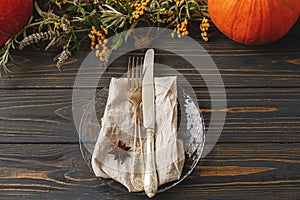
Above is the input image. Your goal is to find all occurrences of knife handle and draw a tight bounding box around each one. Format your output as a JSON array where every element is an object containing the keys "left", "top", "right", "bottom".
[{"left": 144, "top": 128, "right": 158, "bottom": 198}]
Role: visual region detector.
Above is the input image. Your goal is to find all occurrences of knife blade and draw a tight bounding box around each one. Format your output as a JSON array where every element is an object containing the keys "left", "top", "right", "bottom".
[
  {"left": 142, "top": 49, "right": 158, "bottom": 198},
  {"left": 142, "top": 49, "right": 155, "bottom": 129}
]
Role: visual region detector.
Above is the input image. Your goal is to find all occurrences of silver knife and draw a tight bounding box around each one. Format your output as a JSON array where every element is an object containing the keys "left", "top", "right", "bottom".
[{"left": 142, "top": 49, "right": 158, "bottom": 198}]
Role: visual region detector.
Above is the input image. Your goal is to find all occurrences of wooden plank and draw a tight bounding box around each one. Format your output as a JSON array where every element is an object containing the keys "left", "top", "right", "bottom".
[
  {"left": 0, "top": 34, "right": 299, "bottom": 88},
  {"left": 0, "top": 88, "right": 299, "bottom": 143},
  {"left": 0, "top": 143, "right": 299, "bottom": 199}
]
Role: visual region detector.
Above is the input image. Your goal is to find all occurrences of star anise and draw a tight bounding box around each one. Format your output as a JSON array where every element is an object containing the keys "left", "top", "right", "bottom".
[{"left": 108, "top": 140, "right": 131, "bottom": 164}]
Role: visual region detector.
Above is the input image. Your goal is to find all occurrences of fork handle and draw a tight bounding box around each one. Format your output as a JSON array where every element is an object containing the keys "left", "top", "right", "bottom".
[{"left": 144, "top": 128, "right": 158, "bottom": 198}]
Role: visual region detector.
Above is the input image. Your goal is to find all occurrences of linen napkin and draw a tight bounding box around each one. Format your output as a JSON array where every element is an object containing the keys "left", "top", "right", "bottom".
[{"left": 91, "top": 76, "right": 185, "bottom": 192}]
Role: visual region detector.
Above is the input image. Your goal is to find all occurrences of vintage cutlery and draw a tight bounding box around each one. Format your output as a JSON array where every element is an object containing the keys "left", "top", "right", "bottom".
[
  {"left": 127, "top": 56, "right": 144, "bottom": 165},
  {"left": 127, "top": 56, "right": 143, "bottom": 124},
  {"left": 142, "top": 49, "right": 158, "bottom": 198}
]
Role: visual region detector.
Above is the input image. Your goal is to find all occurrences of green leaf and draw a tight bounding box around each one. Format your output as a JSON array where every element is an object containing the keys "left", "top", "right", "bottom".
[
  {"left": 0, "top": 48, "right": 5, "bottom": 56},
  {"left": 77, "top": 7, "right": 86, "bottom": 15},
  {"left": 186, "top": 5, "right": 191, "bottom": 19},
  {"left": 66, "top": 5, "right": 77, "bottom": 12},
  {"left": 34, "top": 1, "right": 44, "bottom": 17},
  {"left": 85, "top": 15, "right": 101, "bottom": 29},
  {"left": 45, "top": 37, "right": 57, "bottom": 51},
  {"left": 111, "top": 32, "right": 123, "bottom": 50},
  {"left": 8, "top": 54, "right": 17, "bottom": 66},
  {"left": 119, "top": 18, "right": 126, "bottom": 28}
]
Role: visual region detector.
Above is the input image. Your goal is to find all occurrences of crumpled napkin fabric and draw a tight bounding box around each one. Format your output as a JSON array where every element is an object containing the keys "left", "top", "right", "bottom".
[{"left": 92, "top": 76, "right": 185, "bottom": 192}]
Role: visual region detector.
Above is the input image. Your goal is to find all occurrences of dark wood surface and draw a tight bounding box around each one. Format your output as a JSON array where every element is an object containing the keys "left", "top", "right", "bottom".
[{"left": 0, "top": 21, "right": 300, "bottom": 199}]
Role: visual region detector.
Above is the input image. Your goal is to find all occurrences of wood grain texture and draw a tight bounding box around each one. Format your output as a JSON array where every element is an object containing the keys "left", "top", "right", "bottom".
[
  {"left": 0, "top": 33, "right": 299, "bottom": 89},
  {"left": 0, "top": 20, "right": 299, "bottom": 199},
  {"left": 0, "top": 143, "right": 299, "bottom": 199},
  {"left": 0, "top": 88, "right": 299, "bottom": 143}
]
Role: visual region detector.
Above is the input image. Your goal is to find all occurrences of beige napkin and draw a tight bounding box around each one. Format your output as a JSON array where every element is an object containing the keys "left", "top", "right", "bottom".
[{"left": 91, "top": 76, "right": 185, "bottom": 192}]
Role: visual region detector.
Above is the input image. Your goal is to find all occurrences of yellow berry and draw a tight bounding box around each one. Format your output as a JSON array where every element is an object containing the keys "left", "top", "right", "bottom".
[
  {"left": 95, "top": 50, "right": 100, "bottom": 57},
  {"left": 171, "top": 32, "right": 175, "bottom": 38}
]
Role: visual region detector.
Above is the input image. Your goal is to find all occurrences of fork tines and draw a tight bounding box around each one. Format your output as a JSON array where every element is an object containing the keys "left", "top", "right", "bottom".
[{"left": 128, "top": 56, "right": 143, "bottom": 90}]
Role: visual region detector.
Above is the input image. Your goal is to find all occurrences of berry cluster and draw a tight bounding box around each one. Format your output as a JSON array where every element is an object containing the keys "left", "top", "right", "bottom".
[
  {"left": 172, "top": 18, "right": 189, "bottom": 38},
  {"left": 150, "top": 10, "right": 175, "bottom": 24},
  {"left": 131, "top": 0, "right": 150, "bottom": 20},
  {"left": 88, "top": 26, "right": 109, "bottom": 62},
  {"left": 200, "top": 17, "right": 210, "bottom": 41}
]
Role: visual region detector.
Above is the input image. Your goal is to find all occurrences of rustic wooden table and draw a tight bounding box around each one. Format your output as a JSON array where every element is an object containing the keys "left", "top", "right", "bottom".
[{"left": 0, "top": 22, "right": 299, "bottom": 199}]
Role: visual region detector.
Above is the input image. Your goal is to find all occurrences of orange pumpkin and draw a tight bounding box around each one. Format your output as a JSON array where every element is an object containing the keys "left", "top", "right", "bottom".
[{"left": 208, "top": 0, "right": 300, "bottom": 45}]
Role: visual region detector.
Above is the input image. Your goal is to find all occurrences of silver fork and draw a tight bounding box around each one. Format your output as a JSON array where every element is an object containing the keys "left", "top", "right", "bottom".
[
  {"left": 127, "top": 56, "right": 143, "bottom": 119},
  {"left": 127, "top": 57, "right": 144, "bottom": 184}
]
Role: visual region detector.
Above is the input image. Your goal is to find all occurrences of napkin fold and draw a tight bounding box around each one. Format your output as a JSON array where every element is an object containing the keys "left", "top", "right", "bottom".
[{"left": 91, "top": 76, "right": 185, "bottom": 192}]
